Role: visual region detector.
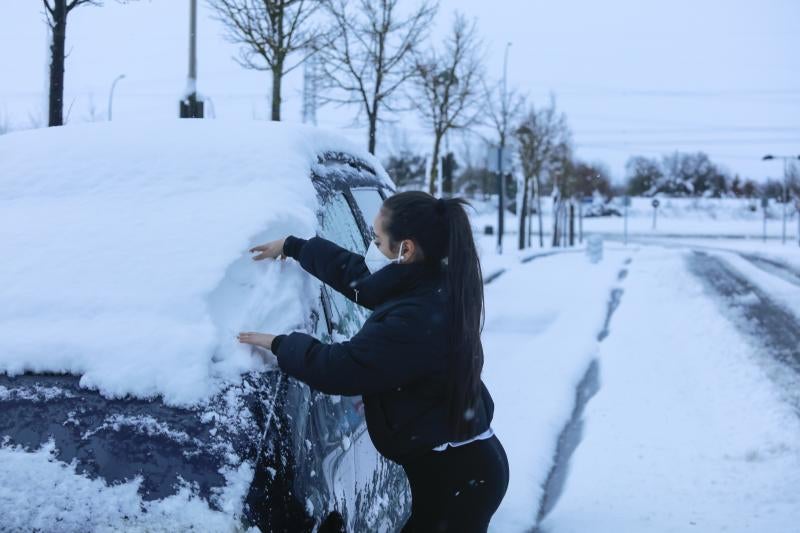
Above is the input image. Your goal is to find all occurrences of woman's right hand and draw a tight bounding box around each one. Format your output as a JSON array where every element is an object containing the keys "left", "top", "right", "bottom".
[{"left": 249, "top": 237, "right": 287, "bottom": 261}]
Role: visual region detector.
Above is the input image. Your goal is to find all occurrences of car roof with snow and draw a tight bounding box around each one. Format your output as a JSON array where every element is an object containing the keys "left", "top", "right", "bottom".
[{"left": 0, "top": 120, "right": 397, "bottom": 529}]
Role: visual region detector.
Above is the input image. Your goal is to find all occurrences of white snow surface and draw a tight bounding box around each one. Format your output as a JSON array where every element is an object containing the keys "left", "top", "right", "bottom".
[
  {"left": 0, "top": 438, "right": 257, "bottom": 532},
  {"left": 0, "top": 119, "right": 388, "bottom": 406},
  {"left": 481, "top": 246, "right": 630, "bottom": 531},
  {"left": 472, "top": 225, "right": 800, "bottom": 531},
  {"left": 538, "top": 247, "right": 800, "bottom": 532}
]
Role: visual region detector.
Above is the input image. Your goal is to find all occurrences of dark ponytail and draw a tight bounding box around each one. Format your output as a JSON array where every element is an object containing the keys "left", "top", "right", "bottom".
[{"left": 381, "top": 191, "right": 485, "bottom": 441}]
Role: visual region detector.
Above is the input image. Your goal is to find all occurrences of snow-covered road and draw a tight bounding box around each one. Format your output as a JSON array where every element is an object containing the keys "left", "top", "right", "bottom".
[{"left": 483, "top": 242, "right": 800, "bottom": 532}]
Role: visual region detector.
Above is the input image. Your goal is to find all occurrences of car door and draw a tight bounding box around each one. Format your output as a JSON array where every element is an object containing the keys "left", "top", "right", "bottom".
[
  {"left": 345, "top": 186, "right": 412, "bottom": 532},
  {"left": 305, "top": 188, "right": 372, "bottom": 530}
]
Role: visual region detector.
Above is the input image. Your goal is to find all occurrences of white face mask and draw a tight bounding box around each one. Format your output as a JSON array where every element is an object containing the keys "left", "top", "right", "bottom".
[{"left": 365, "top": 240, "right": 405, "bottom": 274}]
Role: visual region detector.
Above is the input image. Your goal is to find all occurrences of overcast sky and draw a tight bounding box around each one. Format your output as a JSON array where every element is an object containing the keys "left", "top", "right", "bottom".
[{"left": 1, "top": 0, "right": 798, "bottom": 183}]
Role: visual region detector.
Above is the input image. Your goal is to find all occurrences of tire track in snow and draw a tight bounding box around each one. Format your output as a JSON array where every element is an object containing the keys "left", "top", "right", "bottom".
[
  {"left": 686, "top": 251, "right": 800, "bottom": 413},
  {"left": 738, "top": 253, "right": 800, "bottom": 288},
  {"left": 532, "top": 256, "right": 632, "bottom": 530}
]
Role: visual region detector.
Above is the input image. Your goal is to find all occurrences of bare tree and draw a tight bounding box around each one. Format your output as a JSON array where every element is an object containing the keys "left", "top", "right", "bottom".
[
  {"left": 316, "top": 0, "right": 437, "bottom": 154},
  {"left": 43, "top": 0, "right": 139, "bottom": 127},
  {"left": 43, "top": 0, "right": 99, "bottom": 127},
  {"left": 411, "top": 13, "right": 483, "bottom": 195},
  {"left": 208, "top": 0, "right": 325, "bottom": 121},
  {"left": 514, "top": 95, "right": 570, "bottom": 248},
  {"left": 483, "top": 80, "right": 525, "bottom": 171},
  {"left": 483, "top": 79, "right": 525, "bottom": 246}
]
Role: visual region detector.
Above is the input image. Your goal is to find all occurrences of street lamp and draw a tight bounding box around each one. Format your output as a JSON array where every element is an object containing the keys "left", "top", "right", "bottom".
[
  {"left": 762, "top": 154, "right": 800, "bottom": 246},
  {"left": 107, "top": 74, "right": 125, "bottom": 121},
  {"left": 497, "top": 41, "right": 512, "bottom": 255}
]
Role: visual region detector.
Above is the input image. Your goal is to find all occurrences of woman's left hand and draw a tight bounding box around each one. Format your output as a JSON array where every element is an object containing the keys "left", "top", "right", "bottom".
[{"left": 237, "top": 332, "right": 277, "bottom": 351}]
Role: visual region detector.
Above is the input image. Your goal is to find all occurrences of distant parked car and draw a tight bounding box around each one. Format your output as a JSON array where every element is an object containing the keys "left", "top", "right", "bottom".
[
  {"left": 0, "top": 121, "right": 410, "bottom": 531},
  {"left": 583, "top": 201, "right": 622, "bottom": 217}
]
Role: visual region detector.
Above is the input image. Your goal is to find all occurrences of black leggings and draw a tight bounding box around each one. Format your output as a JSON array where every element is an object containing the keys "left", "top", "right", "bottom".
[{"left": 399, "top": 434, "right": 509, "bottom": 533}]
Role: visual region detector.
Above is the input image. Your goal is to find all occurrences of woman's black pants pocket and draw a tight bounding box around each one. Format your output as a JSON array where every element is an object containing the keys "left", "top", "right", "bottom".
[{"left": 399, "top": 434, "right": 510, "bottom": 533}]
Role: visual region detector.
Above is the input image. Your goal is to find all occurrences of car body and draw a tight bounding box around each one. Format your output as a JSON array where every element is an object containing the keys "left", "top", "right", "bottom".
[{"left": 0, "top": 121, "right": 411, "bottom": 532}]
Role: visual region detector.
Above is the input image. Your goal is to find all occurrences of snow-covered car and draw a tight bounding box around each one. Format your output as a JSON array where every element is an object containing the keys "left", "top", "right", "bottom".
[
  {"left": 0, "top": 120, "right": 410, "bottom": 531},
  {"left": 582, "top": 201, "right": 621, "bottom": 218}
]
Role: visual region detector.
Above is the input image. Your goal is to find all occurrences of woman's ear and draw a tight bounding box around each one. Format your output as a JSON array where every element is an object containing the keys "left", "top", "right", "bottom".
[{"left": 399, "top": 239, "right": 416, "bottom": 262}]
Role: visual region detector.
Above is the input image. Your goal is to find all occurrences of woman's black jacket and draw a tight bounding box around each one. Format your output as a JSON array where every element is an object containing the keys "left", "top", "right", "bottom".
[{"left": 269, "top": 235, "right": 494, "bottom": 464}]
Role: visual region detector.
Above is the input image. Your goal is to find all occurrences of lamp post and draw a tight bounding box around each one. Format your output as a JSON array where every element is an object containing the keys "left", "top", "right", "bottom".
[
  {"left": 762, "top": 154, "right": 800, "bottom": 246},
  {"left": 180, "top": 0, "right": 203, "bottom": 118},
  {"left": 497, "top": 42, "right": 512, "bottom": 255},
  {"left": 107, "top": 74, "right": 125, "bottom": 121}
]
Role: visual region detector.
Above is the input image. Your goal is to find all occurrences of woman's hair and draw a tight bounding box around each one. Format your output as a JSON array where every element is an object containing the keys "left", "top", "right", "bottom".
[{"left": 380, "top": 191, "right": 485, "bottom": 441}]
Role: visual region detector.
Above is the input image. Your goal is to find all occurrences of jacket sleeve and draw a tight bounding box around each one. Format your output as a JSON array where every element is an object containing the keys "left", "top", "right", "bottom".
[
  {"left": 274, "top": 305, "right": 442, "bottom": 396},
  {"left": 283, "top": 235, "right": 373, "bottom": 310}
]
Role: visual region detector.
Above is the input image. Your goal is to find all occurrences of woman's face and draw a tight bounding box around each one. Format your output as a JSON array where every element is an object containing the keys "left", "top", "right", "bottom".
[
  {"left": 371, "top": 211, "right": 396, "bottom": 259},
  {"left": 372, "top": 210, "right": 416, "bottom": 262}
]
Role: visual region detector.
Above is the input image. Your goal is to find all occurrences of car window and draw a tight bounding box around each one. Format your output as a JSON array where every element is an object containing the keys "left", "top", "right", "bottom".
[
  {"left": 318, "top": 191, "right": 371, "bottom": 335},
  {"left": 320, "top": 191, "right": 367, "bottom": 254},
  {"left": 349, "top": 187, "right": 385, "bottom": 241},
  {"left": 313, "top": 190, "right": 372, "bottom": 437}
]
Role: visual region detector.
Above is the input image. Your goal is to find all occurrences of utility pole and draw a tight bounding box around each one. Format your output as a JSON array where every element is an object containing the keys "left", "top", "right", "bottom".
[
  {"left": 497, "top": 42, "right": 512, "bottom": 255},
  {"left": 180, "top": 0, "right": 203, "bottom": 118},
  {"left": 762, "top": 154, "right": 800, "bottom": 246}
]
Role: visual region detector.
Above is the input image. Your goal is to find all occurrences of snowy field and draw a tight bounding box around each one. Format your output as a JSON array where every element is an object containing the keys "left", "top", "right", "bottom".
[
  {"left": 466, "top": 194, "right": 800, "bottom": 243},
  {"left": 588, "top": 196, "right": 799, "bottom": 240}
]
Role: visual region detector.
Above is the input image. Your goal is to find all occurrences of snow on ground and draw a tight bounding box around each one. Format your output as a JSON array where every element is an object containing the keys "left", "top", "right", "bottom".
[
  {"left": 538, "top": 246, "right": 800, "bottom": 533},
  {"left": 706, "top": 250, "right": 800, "bottom": 318},
  {"left": 480, "top": 245, "right": 631, "bottom": 531},
  {"left": 585, "top": 196, "right": 799, "bottom": 240},
  {"left": 616, "top": 236, "right": 800, "bottom": 273},
  {"left": 0, "top": 438, "right": 256, "bottom": 532},
  {"left": 465, "top": 194, "right": 800, "bottom": 243},
  {"left": 0, "top": 119, "right": 389, "bottom": 406}
]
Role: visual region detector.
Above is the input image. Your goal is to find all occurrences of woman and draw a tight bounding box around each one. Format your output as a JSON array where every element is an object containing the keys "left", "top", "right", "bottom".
[{"left": 237, "top": 191, "right": 509, "bottom": 532}]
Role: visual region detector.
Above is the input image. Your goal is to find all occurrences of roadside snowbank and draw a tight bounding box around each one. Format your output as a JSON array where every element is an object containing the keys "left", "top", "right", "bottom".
[
  {"left": 483, "top": 249, "right": 630, "bottom": 531},
  {"left": 0, "top": 119, "right": 386, "bottom": 406}
]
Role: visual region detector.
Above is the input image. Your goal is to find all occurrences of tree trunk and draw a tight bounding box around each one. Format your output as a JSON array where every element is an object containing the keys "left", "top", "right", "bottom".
[
  {"left": 271, "top": 65, "right": 282, "bottom": 121},
  {"left": 368, "top": 109, "right": 378, "bottom": 154},
  {"left": 569, "top": 201, "right": 575, "bottom": 246},
  {"left": 527, "top": 178, "right": 534, "bottom": 247},
  {"left": 552, "top": 200, "right": 560, "bottom": 247},
  {"left": 518, "top": 176, "right": 529, "bottom": 250},
  {"left": 428, "top": 133, "right": 442, "bottom": 195},
  {"left": 534, "top": 174, "right": 544, "bottom": 247},
  {"left": 48, "top": 0, "right": 67, "bottom": 127}
]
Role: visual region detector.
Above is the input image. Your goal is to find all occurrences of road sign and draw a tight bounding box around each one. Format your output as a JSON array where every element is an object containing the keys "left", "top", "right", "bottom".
[
  {"left": 651, "top": 198, "right": 659, "bottom": 230},
  {"left": 486, "top": 145, "right": 513, "bottom": 173}
]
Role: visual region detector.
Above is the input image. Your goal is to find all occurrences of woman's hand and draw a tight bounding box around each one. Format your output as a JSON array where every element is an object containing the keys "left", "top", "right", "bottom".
[
  {"left": 249, "top": 238, "right": 287, "bottom": 261},
  {"left": 237, "top": 331, "right": 279, "bottom": 366},
  {"left": 237, "top": 331, "right": 277, "bottom": 350}
]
